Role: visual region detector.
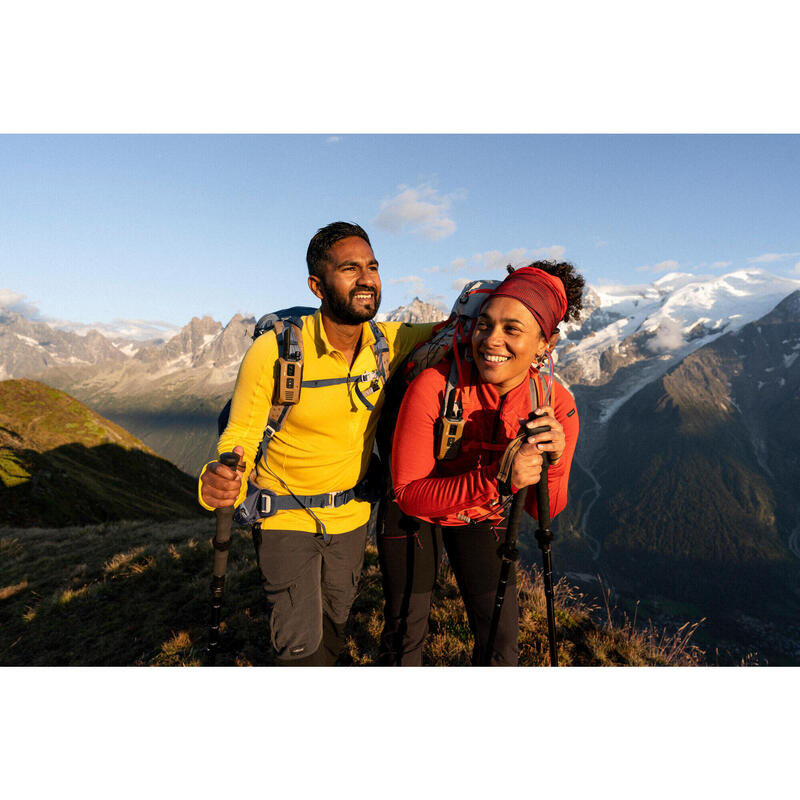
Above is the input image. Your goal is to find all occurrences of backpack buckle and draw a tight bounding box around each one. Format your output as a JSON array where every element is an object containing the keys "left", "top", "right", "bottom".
[
  {"left": 258, "top": 489, "right": 278, "bottom": 517},
  {"left": 324, "top": 492, "right": 338, "bottom": 508}
]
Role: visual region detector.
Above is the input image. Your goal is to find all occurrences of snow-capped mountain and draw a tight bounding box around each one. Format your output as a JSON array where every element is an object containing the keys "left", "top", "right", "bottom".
[
  {"left": 556, "top": 269, "right": 800, "bottom": 455},
  {"left": 586, "top": 288, "right": 800, "bottom": 663},
  {"left": 0, "top": 309, "right": 128, "bottom": 380},
  {"left": 51, "top": 318, "right": 182, "bottom": 346},
  {"left": 4, "top": 268, "right": 799, "bottom": 474}
]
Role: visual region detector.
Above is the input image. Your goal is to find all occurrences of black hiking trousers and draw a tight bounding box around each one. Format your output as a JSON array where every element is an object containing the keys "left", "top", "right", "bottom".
[{"left": 377, "top": 500, "right": 519, "bottom": 666}]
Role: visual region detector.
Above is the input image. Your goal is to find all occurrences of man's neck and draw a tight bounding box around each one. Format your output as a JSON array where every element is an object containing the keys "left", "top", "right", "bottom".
[{"left": 320, "top": 311, "right": 364, "bottom": 368}]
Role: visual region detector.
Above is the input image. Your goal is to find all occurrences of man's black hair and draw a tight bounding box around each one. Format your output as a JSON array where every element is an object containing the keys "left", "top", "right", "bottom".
[{"left": 306, "top": 221, "right": 372, "bottom": 277}]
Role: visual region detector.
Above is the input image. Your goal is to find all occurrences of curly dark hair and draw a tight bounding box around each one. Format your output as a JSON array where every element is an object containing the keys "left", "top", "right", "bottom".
[
  {"left": 306, "top": 221, "right": 371, "bottom": 277},
  {"left": 510, "top": 260, "right": 585, "bottom": 325}
]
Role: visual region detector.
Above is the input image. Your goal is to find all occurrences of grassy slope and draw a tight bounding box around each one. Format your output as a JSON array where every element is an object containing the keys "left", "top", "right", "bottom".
[
  {"left": 0, "top": 518, "right": 706, "bottom": 667},
  {"left": 0, "top": 379, "right": 203, "bottom": 525}
]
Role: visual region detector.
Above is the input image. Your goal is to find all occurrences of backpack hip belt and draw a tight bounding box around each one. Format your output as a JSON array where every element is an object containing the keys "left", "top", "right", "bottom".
[{"left": 233, "top": 469, "right": 380, "bottom": 528}]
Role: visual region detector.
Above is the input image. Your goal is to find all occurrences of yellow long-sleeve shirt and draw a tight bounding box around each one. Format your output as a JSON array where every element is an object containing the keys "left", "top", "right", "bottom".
[{"left": 199, "top": 311, "right": 434, "bottom": 534}]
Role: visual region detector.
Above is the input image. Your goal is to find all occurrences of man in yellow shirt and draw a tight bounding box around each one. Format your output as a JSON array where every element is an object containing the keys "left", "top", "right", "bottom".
[{"left": 200, "top": 222, "right": 434, "bottom": 665}]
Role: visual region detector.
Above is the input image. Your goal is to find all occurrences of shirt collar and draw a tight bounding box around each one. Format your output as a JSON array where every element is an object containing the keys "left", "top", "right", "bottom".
[{"left": 311, "top": 310, "right": 375, "bottom": 358}]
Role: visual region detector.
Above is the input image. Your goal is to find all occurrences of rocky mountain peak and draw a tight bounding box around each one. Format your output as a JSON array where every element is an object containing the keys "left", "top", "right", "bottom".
[
  {"left": 135, "top": 315, "right": 223, "bottom": 364},
  {"left": 193, "top": 314, "right": 256, "bottom": 369},
  {"left": 384, "top": 297, "right": 447, "bottom": 324}
]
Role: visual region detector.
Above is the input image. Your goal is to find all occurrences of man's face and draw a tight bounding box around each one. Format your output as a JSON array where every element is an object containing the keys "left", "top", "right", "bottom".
[{"left": 310, "top": 236, "right": 382, "bottom": 324}]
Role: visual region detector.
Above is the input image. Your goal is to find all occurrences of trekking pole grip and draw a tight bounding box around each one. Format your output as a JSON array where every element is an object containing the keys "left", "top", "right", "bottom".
[
  {"left": 213, "top": 451, "right": 242, "bottom": 574},
  {"left": 207, "top": 451, "right": 242, "bottom": 665}
]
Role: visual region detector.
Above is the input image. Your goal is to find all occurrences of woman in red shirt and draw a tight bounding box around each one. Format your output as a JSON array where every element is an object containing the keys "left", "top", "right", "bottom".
[{"left": 378, "top": 261, "right": 585, "bottom": 666}]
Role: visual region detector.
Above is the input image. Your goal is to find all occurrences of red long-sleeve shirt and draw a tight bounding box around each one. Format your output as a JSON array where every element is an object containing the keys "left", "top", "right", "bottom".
[{"left": 392, "top": 359, "right": 579, "bottom": 526}]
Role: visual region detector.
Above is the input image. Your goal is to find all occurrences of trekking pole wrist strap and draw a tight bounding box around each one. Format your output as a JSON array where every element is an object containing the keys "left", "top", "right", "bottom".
[{"left": 496, "top": 431, "right": 526, "bottom": 488}]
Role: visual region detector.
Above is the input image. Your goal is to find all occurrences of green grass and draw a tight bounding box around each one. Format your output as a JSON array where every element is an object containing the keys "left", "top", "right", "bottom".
[
  {"left": 0, "top": 518, "right": 708, "bottom": 667},
  {"left": 0, "top": 447, "right": 31, "bottom": 488}
]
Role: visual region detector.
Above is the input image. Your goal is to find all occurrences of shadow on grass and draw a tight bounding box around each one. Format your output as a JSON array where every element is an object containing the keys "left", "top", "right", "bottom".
[{"left": 1, "top": 442, "right": 204, "bottom": 528}]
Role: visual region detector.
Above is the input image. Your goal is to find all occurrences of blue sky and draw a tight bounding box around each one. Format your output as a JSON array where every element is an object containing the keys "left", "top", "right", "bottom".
[{"left": 1, "top": 134, "right": 799, "bottom": 334}]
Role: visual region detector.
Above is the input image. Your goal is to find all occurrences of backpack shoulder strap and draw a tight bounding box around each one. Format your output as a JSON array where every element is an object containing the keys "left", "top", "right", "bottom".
[
  {"left": 257, "top": 316, "right": 306, "bottom": 459},
  {"left": 368, "top": 319, "right": 390, "bottom": 383}
]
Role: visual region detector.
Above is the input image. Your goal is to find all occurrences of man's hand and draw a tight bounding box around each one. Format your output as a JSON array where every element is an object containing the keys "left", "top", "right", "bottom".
[{"left": 201, "top": 445, "right": 244, "bottom": 508}]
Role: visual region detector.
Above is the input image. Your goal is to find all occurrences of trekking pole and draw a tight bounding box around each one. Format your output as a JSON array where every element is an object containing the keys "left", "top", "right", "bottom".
[
  {"left": 206, "top": 451, "right": 242, "bottom": 666},
  {"left": 484, "top": 483, "right": 527, "bottom": 665},
  {"left": 485, "top": 416, "right": 552, "bottom": 666},
  {"left": 535, "top": 450, "right": 559, "bottom": 666}
]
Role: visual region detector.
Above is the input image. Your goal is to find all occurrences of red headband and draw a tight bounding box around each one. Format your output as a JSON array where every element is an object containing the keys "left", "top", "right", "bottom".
[{"left": 489, "top": 266, "right": 567, "bottom": 340}]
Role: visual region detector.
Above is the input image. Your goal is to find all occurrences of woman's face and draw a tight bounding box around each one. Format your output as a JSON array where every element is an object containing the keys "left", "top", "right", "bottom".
[{"left": 471, "top": 295, "right": 546, "bottom": 395}]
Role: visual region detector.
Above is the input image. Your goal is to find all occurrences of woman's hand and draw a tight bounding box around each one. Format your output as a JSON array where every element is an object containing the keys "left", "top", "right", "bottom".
[
  {"left": 525, "top": 406, "right": 566, "bottom": 464},
  {"left": 509, "top": 406, "right": 565, "bottom": 489},
  {"left": 510, "top": 442, "right": 544, "bottom": 488}
]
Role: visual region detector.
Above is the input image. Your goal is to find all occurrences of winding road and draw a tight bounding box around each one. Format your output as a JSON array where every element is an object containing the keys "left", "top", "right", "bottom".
[
  {"left": 789, "top": 525, "right": 800, "bottom": 560},
  {"left": 572, "top": 458, "right": 618, "bottom": 605},
  {"left": 576, "top": 464, "right": 603, "bottom": 561}
]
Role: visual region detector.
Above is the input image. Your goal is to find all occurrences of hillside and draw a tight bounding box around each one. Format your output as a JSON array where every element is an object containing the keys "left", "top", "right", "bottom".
[
  {"left": 0, "top": 379, "right": 202, "bottom": 526},
  {"left": 587, "top": 292, "right": 800, "bottom": 664},
  {"left": 0, "top": 519, "right": 706, "bottom": 667}
]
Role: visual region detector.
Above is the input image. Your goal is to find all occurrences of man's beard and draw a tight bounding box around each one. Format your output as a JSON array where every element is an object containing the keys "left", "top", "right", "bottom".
[{"left": 323, "top": 282, "right": 381, "bottom": 324}]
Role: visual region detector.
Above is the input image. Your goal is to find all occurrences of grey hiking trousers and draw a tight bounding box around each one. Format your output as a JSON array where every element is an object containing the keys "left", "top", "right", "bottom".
[{"left": 252, "top": 524, "right": 367, "bottom": 665}]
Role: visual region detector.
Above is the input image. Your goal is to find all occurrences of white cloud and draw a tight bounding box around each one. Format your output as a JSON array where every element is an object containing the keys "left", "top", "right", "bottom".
[
  {"left": 421, "top": 245, "right": 567, "bottom": 282},
  {"left": 390, "top": 275, "right": 425, "bottom": 287},
  {"left": 439, "top": 246, "right": 567, "bottom": 276},
  {"left": 748, "top": 251, "right": 800, "bottom": 264},
  {"left": 389, "top": 274, "right": 429, "bottom": 300},
  {"left": 326, "top": 136, "right": 341, "bottom": 143},
  {"left": 710, "top": 261, "right": 733, "bottom": 269},
  {"left": 373, "top": 183, "right": 460, "bottom": 241},
  {"left": 452, "top": 278, "right": 473, "bottom": 291},
  {"left": 0, "top": 289, "right": 41, "bottom": 318},
  {"left": 647, "top": 318, "right": 684, "bottom": 353},
  {"left": 54, "top": 318, "right": 181, "bottom": 341},
  {"left": 636, "top": 259, "right": 680, "bottom": 274},
  {"left": 794, "top": 260, "right": 800, "bottom": 274},
  {"left": 530, "top": 245, "right": 566, "bottom": 261},
  {"left": 0, "top": 291, "right": 181, "bottom": 340}
]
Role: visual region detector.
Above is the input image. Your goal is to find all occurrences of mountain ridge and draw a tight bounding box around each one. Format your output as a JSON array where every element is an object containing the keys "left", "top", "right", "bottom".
[
  {"left": 0, "top": 379, "right": 202, "bottom": 526},
  {"left": 584, "top": 289, "right": 800, "bottom": 663}
]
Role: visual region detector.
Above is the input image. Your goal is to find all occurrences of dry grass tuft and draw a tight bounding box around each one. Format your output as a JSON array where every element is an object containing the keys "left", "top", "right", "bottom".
[
  {"left": 104, "top": 546, "right": 146, "bottom": 574},
  {"left": 590, "top": 576, "right": 706, "bottom": 666},
  {"left": 161, "top": 631, "right": 192, "bottom": 656},
  {"left": 0, "top": 580, "right": 29, "bottom": 601},
  {"left": 58, "top": 585, "right": 91, "bottom": 605}
]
